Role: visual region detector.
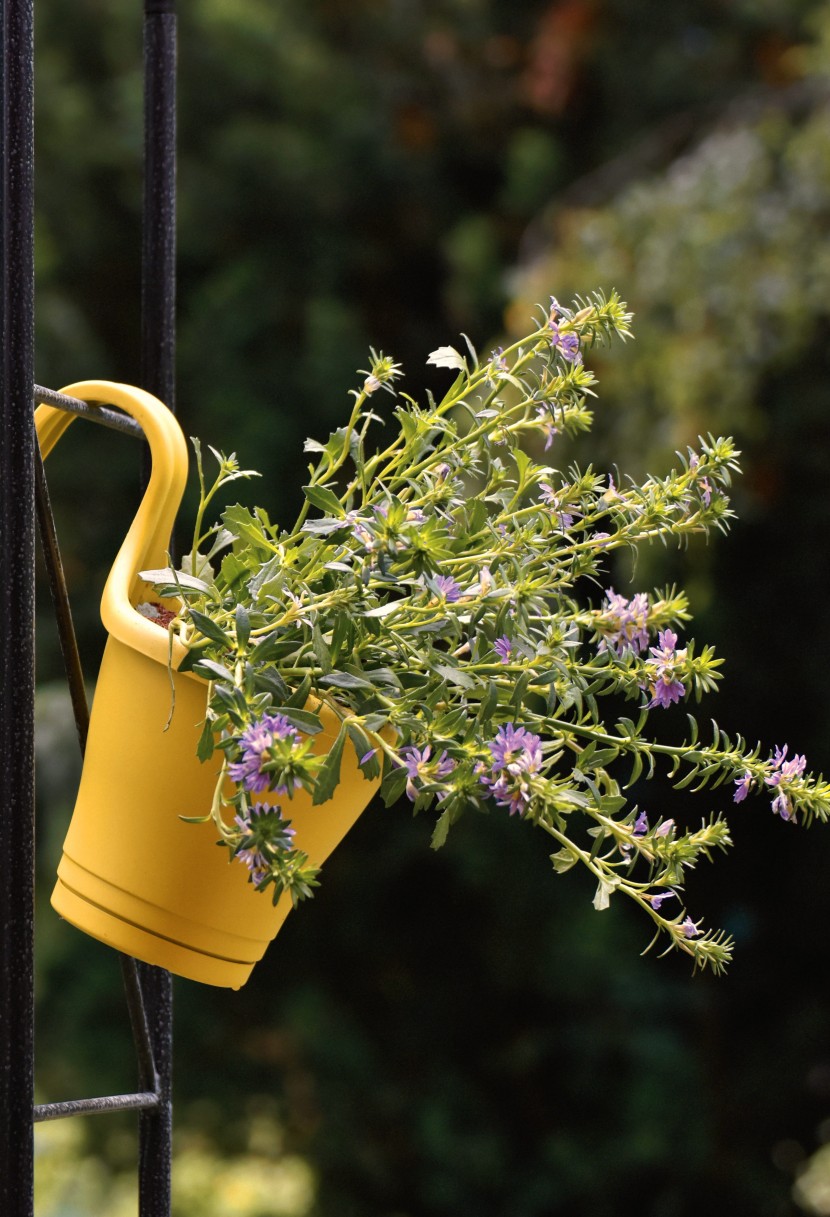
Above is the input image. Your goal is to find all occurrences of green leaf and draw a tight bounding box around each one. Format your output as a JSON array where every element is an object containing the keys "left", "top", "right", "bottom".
[
  {"left": 140, "top": 567, "right": 211, "bottom": 593},
  {"left": 303, "top": 483, "right": 345, "bottom": 517},
  {"left": 196, "top": 717, "right": 216, "bottom": 763},
  {"left": 427, "top": 345, "right": 466, "bottom": 371},
  {"left": 274, "top": 706, "right": 323, "bottom": 735},
  {"left": 551, "top": 848, "right": 578, "bottom": 874},
  {"left": 365, "top": 667, "right": 402, "bottom": 690},
  {"left": 253, "top": 668, "right": 290, "bottom": 701},
  {"left": 329, "top": 613, "right": 352, "bottom": 665},
  {"left": 347, "top": 723, "right": 380, "bottom": 779},
  {"left": 191, "top": 658, "right": 234, "bottom": 683},
  {"left": 187, "top": 609, "right": 233, "bottom": 647},
  {"left": 222, "top": 504, "right": 273, "bottom": 554},
  {"left": 285, "top": 675, "right": 312, "bottom": 708},
  {"left": 312, "top": 623, "right": 333, "bottom": 674},
  {"left": 321, "top": 671, "right": 375, "bottom": 691},
  {"left": 432, "top": 663, "right": 476, "bottom": 690},
  {"left": 219, "top": 551, "right": 250, "bottom": 590},
  {"left": 235, "top": 603, "right": 251, "bottom": 648},
  {"left": 433, "top": 705, "right": 469, "bottom": 737},
  {"left": 312, "top": 720, "right": 349, "bottom": 804},
  {"left": 431, "top": 808, "right": 453, "bottom": 849},
  {"left": 381, "top": 764, "right": 408, "bottom": 807},
  {"left": 301, "top": 518, "right": 349, "bottom": 537},
  {"left": 363, "top": 601, "right": 402, "bottom": 618}
]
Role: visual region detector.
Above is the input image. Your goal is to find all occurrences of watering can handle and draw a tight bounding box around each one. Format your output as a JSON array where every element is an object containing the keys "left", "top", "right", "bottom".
[{"left": 35, "top": 380, "right": 189, "bottom": 667}]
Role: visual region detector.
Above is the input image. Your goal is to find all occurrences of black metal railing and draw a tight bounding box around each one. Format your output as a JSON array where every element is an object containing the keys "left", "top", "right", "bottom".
[{"left": 1, "top": 3, "right": 177, "bottom": 1214}]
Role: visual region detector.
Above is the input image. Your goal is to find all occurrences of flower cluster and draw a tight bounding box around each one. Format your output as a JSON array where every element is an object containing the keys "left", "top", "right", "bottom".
[
  {"left": 228, "top": 713, "right": 303, "bottom": 795},
  {"left": 232, "top": 803, "right": 306, "bottom": 896},
  {"left": 597, "top": 589, "right": 651, "bottom": 656},
  {"left": 144, "top": 290, "right": 830, "bottom": 973},
  {"left": 734, "top": 744, "right": 808, "bottom": 822},
  {"left": 478, "top": 724, "right": 543, "bottom": 816},
  {"left": 646, "top": 629, "right": 687, "bottom": 709}
]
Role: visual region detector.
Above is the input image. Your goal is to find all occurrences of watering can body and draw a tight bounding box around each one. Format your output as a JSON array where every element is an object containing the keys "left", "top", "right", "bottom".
[{"left": 37, "top": 382, "right": 378, "bottom": 988}]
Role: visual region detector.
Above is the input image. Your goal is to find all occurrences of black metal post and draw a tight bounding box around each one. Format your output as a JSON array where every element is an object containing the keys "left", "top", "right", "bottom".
[
  {"left": 0, "top": 0, "right": 36, "bottom": 1213},
  {"left": 138, "top": 4, "right": 177, "bottom": 1214}
]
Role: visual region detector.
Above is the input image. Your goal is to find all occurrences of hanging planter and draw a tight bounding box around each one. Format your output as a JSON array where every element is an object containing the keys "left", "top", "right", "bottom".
[
  {"left": 37, "top": 382, "right": 380, "bottom": 989},
  {"left": 40, "top": 294, "right": 830, "bottom": 989}
]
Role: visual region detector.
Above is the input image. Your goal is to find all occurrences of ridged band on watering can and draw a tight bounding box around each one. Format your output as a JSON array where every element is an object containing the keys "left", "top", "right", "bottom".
[{"left": 37, "top": 382, "right": 381, "bottom": 988}]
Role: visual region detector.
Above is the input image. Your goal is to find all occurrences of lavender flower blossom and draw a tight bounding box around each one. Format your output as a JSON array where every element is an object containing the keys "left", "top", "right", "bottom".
[
  {"left": 548, "top": 321, "right": 581, "bottom": 363},
  {"left": 400, "top": 745, "right": 456, "bottom": 802},
  {"left": 649, "top": 891, "right": 677, "bottom": 911},
  {"left": 765, "top": 745, "right": 806, "bottom": 821},
  {"left": 534, "top": 406, "right": 560, "bottom": 451},
  {"left": 494, "top": 635, "right": 512, "bottom": 664},
  {"left": 539, "top": 483, "right": 576, "bottom": 529},
  {"left": 480, "top": 723, "right": 543, "bottom": 815},
  {"left": 733, "top": 771, "right": 753, "bottom": 803},
  {"left": 647, "top": 629, "right": 686, "bottom": 709},
  {"left": 228, "top": 713, "right": 302, "bottom": 795},
  {"left": 597, "top": 589, "right": 650, "bottom": 656},
  {"left": 433, "top": 574, "right": 462, "bottom": 603}
]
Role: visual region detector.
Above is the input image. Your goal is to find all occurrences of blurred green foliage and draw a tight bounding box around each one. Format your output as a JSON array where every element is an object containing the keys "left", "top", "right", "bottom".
[{"left": 30, "top": 1, "right": 830, "bottom": 1215}]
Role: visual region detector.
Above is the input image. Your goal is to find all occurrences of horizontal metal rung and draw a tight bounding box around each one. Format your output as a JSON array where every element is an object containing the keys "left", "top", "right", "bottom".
[
  {"left": 33, "top": 384, "right": 145, "bottom": 440},
  {"left": 33, "top": 1091, "right": 160, "bottom": 1123}
]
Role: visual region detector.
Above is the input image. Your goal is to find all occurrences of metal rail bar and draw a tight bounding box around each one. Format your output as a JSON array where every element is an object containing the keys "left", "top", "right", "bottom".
[
  {"left": 138, "top": 4, "right": 177, "bottom": 1212},
  {"left": 34, "top": 1092, "right": 160, "bottom": 1123},
  {"left": 0, "top": 0, "right": 37, "bottom": 1212},
  {"left": 34, "top": 383, "right": 146, "bottom": 440},
  {"left": 4, "top": 3, "right": 178, "bottom": 1210}
]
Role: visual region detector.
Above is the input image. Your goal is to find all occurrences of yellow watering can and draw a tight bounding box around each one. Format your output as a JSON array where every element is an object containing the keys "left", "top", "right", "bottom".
[{"left": 37, "top": 382, "right": 379, "bottom": 988}]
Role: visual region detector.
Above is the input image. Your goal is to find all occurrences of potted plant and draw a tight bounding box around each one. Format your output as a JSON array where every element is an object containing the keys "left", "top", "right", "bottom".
[{"left": 47, "top": 291, "right": 830, "bottom": 986}]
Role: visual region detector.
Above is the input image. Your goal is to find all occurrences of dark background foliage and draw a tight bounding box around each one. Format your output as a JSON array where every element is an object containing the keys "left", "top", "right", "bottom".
[{"left": 31, "top": 2, "right": 830, "bottom": 1214}]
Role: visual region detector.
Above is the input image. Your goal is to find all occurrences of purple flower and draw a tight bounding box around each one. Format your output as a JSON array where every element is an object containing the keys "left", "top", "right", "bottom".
[
  {"left": 597, "top": 589, "right": 650, "bottom": 656},
  {"left": 647, "top": 629, "right": 686, "bottom": 710},
  {"left": 681, "top": 916, "right": 701, "bottom": 939},
  {"left": 233, "top": 803, "right": 296, "bottom": 887},
  {"left": 400, "top": 745, "right": 456, "bottom": 802},
  {"left": 534, "top": 407, "right": 560, "bottom": 450},
  {"left": 654, "top": 819, "right": 675, "bottom": 838},
  {"left": 633, "top": 811, "right": 649, "bottom": 836},
  {"left": 548, "top": 319, "right": 582, "bottom": 363},
  {"left": 764, "top": 745, "right": 806, "bottom": 822},
  {"left": 733, "top": 771, "right": 752, "bottom": 804},
  {"left": 649, "top": 890, "right": 677, "bottom": 911},
  {"left": 489, "top": 347, "right": 507, "bottom": 370},
  {"left": 539, "top": 482, "right": 576, "bottom": 530},
  {"left": 487, "top": 724, "right": 543, "bottom": 775},
  {"left": 433, "top": 574, "right": 463, "bottom": 603},
  {"left": 228, "top": 713, "right": 302, "bottom": 795},
  {"left": 649, "top": 678, "right": 686, "bottom": 709},
  {"left": 494, "top": 635, "right": 512, "bottom": 664},
  {"left": 480, "top": 723, "right": 543, "bottom": 815},
  {"left": 771, "top": 791, "right": 794, "bottom": 822},
  {"left": 766, "top": 745, "right": 806, "bottom": 784}
]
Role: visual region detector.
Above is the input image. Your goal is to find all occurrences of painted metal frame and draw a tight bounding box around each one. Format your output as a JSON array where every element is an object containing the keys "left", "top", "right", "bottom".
[{"left": 1, "top": 3, "right": 177, "bottom": 1213}]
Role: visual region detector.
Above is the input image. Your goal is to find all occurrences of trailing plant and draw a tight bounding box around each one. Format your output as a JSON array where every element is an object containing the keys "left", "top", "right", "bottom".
[{"left": 144, "top": 290, "right": 830, "bottom": 974}]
